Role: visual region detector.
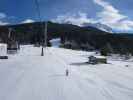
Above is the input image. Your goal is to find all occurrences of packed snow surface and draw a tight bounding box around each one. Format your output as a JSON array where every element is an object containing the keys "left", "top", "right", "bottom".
[{"left": 0, "top": 45, "right": 133, "bottom": 100}]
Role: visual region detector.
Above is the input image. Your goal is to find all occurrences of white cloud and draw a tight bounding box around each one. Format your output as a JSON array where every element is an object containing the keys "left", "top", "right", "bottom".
[
  {"left": 93, "top": 0, "right": 133, "bottom": 31},
  {"left": 22, "top": 19, "right": 35, "bottom": 24},
  {"left": 113, "top": 20, "right": 133, "bottom": 31},
  {"left": 0, "top": 21, "right": 9, "bottom": 26},
  {"left": 53, "top": 0, "right": 133, "bottom": 32},
  {"left": 0, "top": 13, "right": 7, "bottom": 19},
  {"left": 0, "top": 12, "right": 9, "bottom": 25},
  {"left": 52, "top": 12, "right": 95, "bottom": 26}
]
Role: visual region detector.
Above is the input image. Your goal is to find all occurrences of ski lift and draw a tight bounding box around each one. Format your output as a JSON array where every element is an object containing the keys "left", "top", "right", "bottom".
[
  {"left": 0, "top": 43, "right": 8, "bottom": 59},
  {"left": 34, "top": 0, "right": 47, "bottom": 56},
  {"left": 7, "top": 28, "right": 19, "bottom": 54}
]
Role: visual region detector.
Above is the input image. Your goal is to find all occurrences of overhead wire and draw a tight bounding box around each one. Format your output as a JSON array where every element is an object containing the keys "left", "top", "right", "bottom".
[
  {"left": 34, "top": 0, "right": 45, "bottom": 44},
  {"left": 34, "top": 0, "right": 48, "bottom": 56}
]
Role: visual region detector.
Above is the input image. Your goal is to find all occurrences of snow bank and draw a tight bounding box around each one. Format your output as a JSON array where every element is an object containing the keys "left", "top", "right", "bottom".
[{"left": 50, "top": 38, "right": 61, "bottom": 47}]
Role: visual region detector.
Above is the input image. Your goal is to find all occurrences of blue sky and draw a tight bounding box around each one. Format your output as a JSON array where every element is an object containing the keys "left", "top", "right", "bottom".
[{"left": 0, "top": 0, "right": 133, "bottom": 32}]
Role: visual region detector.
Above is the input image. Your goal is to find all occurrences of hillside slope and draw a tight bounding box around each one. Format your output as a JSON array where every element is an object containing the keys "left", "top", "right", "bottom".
[
  {"left": 0, "top": 22, "right": 133, "bottom": 54},
  {"left": 0, "top": 22, "right": 108, "bottom": 43}
]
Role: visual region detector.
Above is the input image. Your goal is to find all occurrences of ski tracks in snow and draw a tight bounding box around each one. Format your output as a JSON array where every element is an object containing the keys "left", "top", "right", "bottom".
[{"left": 0, "top": 46, "right": 133, "bottom": 100}]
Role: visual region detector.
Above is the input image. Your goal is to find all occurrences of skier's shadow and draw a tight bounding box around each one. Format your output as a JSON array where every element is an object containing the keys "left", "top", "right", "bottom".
[
  {"left": 70, "top": 62, "right": 89, "bottom": 66},
  {"left": 48, "top": 74, "right": 66, "bottom": 78}
]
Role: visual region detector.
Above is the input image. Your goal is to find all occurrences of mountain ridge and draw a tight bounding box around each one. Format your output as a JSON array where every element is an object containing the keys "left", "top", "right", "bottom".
[{"left": 0, "top": 21, "right": 133, "bottom": 54}]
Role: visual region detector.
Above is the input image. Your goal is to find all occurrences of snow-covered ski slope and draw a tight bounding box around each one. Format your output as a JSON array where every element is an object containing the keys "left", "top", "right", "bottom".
[{"left": 0, "top": 45, "right": 133, "bottom": 100}]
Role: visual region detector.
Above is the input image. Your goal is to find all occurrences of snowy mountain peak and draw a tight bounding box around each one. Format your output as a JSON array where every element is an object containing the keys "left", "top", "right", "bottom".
[{"left": 82, "top": 23, "right": 113, "bottom": 33}]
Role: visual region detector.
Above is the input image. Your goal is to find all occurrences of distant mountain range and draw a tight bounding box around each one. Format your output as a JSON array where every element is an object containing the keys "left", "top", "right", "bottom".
[
  {"left": 63, "top": 20, "right": 113, "bottom": 33},
  {"left": 0, "top": 21, "right": 133, "bottom": 54},
  {"left": 0, "top": 21, "right": 109, "bottom": 43},
  {"left": 82, "top": 22, "right": 113, "bottom": 33}
]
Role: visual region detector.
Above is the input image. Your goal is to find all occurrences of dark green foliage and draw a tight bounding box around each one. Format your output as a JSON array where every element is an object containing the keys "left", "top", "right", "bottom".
[
  {"left": 100, "top": 46, "right": 108, "bottom": 56},
  {"left": 47, "top": 41, "right": 51, "bottom": 47},
  {"left": 0, "top": 21, "right": 133, "bottom": 55},
  {"left": 100, "top": 43, "right": 114, "bottom": 56}
]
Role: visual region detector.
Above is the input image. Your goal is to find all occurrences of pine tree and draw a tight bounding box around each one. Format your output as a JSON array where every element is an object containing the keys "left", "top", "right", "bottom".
[{"left": 100, "top": 43, "right": 113, "bottom": 56}]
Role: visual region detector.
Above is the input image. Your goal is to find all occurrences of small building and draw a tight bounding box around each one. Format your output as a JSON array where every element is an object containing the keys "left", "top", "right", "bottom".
[{"left": 88, "top": 55, "right": 107, "bottom": 64}]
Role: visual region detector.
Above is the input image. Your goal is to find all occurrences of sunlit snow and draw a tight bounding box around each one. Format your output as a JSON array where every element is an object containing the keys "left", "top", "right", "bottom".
[{"left": 0, "top": 45, "right": 133, "bottom": 100}]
